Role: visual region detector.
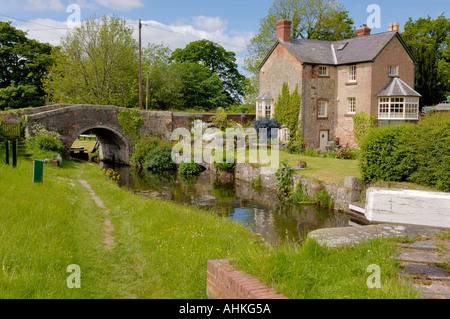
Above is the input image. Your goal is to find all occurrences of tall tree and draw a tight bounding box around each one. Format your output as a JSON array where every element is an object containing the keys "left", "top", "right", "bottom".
[
  {"left": 244, "top": 0, "right": 354, "bottom": 102},
  {"left": 171, "top": 40, "right": 246, "bottom": 105},
  {"left": 43, "top": 15, "right": 139, "bottom": 108},
  {"left": 402, "top": 14, "right": 450, "bottom": 107},
  {"left": 0, "top": 22, "right": 53, "bottom": 110}
]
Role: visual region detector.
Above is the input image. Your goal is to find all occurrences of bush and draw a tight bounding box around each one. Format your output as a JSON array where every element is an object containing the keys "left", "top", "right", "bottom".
[
  {"left": 252, "top": 118, "right": 281, "bottom": 139},
  {"left": 335, "top": 146, "right": 354, "bottom": 160},
  {"left": 353, "top": 111, "right": 376, "bottom": 147},
  {"left": 144, "top": 145, "right": 176, "bottom": 172},
  {"left": 178, "top": 160, "right": 203, "bottom": 175},
  {"left": 360, "top": 123, "right": 416, "bottom": 183},
  {"left": 210, "top": 109, "right": 229, "bottom": 131},
  {"left": 408, "top": 112, "right": 450, "bottom": 191},
  {"left": 133, "top": 136, "right": 169, "bottom": 167}
]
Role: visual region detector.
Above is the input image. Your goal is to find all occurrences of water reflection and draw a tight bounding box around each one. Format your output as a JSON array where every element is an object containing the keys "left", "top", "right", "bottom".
[{"left": 101, "top": 163, "right": 358, "bottom": 244}]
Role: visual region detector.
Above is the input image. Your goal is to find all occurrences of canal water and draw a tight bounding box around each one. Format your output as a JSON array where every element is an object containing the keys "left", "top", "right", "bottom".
[{"left": 103, "top": 164, "right": 362, "bottom": 244}]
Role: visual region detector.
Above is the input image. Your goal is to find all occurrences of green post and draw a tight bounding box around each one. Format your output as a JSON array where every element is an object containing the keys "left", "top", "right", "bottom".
[{"left": 33, "top": 160, "right": 44, "bottom": 183}]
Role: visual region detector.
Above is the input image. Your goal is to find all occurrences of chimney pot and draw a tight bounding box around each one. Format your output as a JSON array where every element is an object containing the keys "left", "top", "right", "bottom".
[
  {"left": 355, "top": 25, "right": 371, "bottom": 37},
  {"left": 276, "top": 19, "right": 292, "bottom": 42}
]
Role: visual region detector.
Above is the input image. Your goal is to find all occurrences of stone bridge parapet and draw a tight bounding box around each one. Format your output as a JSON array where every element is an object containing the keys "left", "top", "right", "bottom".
[{"left": 24, "top": 104, "right": 255, "bottom": 164}]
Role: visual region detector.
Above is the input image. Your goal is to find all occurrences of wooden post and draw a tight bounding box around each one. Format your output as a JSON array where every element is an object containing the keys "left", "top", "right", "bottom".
[
  {"left": 146, "top": 71, "right": 149, "bottom": 110},
  {"left": 12, "top": 139, "right": 17, "bottom": 168},
  {"left": 5, "top": 140, "right": 9, "bottom": 165},
  {"left": 139, "top": 18, "right": 143, "bottom": 110}
]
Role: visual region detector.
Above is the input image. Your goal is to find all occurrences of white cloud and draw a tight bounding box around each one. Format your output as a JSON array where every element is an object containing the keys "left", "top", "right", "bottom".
[
  {"left": 16, "top": 18, "right": 68, "bottom": 46},
  {"left": 25, "top": 0, "right": 65, "bottom": 11},
  {"left": 192, "top": 16, "right": 228, "bottom": 32},
  {"left": 13, "top": 16, "right": 254, "bottom": 68},
  {"left": 94, "top": 0, "right": 144, "bottom": 11},
  {"left": 137, "top": 17, "right": 253, "bottom": 54}
]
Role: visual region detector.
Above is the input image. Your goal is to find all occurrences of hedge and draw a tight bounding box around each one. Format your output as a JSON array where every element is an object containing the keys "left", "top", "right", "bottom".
[{"left": 360, "top": 112, "right": 449, "bottom": 192}]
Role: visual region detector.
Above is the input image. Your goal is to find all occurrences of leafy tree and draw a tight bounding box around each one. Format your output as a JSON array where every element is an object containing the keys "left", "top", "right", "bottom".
[
  {"left": 402, "top": 14, "right": 450, "bottom": 107},
  {"left": 147, "top": 61, "right": 228, "bottom": 111},
  {"left": 0, "top": 21, "right": 53, "bottom": 110},
  {"left": 177, "top": 61, "right": 228, "bottom": 111},
  {"left": 171, "top": 40, "right": 246, "bottom": 105},
  {"left": 43, "top": 15, "right": 139, "bottom": 108},
  {"left": 274, "top": 83, "right": 301, "bottom": 139}
]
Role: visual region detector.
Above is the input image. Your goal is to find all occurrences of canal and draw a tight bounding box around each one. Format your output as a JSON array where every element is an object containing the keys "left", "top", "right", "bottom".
[{"left": 102, "top": 164, "right": 363, "bottom": 244}]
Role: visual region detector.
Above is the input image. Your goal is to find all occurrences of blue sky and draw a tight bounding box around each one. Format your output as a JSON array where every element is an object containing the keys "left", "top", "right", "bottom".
[{"left": 0, "top": 0, "right": 447, "bottom": 72}]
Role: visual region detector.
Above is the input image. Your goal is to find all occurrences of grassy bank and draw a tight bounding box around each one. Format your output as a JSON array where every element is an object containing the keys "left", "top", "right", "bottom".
[
  {"left": 232, "top": 238, "right": 420, "bottom": 299},
  {"left": 0, "top": 157, "right": 419, "bottom": 299},
  {"left": 0, "top": 159, "right": 260, "bottom": 298}
]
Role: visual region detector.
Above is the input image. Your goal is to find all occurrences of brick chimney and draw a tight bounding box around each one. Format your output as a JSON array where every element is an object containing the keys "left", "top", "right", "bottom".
[
  {"left": 389, "top": 22, "right": 400, "bottom": 32},
  {"left": 355, "top": 24, "right": 371, "bottom": 37},
  {"left": 276, "top": 19, "right": 292, "bottom": 42}
]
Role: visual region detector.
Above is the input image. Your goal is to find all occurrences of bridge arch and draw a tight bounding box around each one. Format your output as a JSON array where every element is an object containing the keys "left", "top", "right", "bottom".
[
  {"left": 69, "top": 125, "right": 130, "bottom": 164},
  {"left": 25, "top": 104, "right": 134, "bottom": 164}
]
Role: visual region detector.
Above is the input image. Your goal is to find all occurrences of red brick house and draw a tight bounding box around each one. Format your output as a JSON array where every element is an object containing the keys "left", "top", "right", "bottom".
[{"left": 256, "top": 19, "right": 421, "bottom": 150}]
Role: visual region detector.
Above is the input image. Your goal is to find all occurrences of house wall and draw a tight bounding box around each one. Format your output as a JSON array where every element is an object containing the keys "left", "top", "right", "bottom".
[
  {"left": 302, "top": 64, "right": 337, "bottom": 149},
  {"left": 335, "top": 62, "right": 373, "bottom": 148},
  {"left": 259, "top": 44, "right": 303, "bottom": 108},
  {"left": 371, "top": 35, "right": 416, "bottom": 115}
]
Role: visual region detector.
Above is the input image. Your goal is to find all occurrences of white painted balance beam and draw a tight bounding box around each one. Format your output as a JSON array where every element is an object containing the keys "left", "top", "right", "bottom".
[{"left": 364, "top": 188, "right": 450, "bottom": 229}]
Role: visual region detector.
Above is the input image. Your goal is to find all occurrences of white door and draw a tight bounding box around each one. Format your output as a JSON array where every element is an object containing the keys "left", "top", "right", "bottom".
[{"left": 319, "top": 130, "right": 329, "bottom": 151}]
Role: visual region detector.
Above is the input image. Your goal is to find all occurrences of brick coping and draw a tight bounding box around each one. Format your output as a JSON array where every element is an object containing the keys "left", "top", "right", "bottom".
[{"left": 206, "top": 259, "right": 289, "bottom": 299}]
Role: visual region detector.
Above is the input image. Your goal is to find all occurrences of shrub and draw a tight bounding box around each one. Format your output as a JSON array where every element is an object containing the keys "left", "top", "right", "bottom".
[
  {"left": 210, "top": 109, "right": 229, "bottom": 131},
  {"left": 28, "top": 134, "right": 64, "bottom": 153},
  {"left": 275, "top": 162, "right": 293, "bottom": 199},
  {"left": 178, "top": 160, "right": 203, "bottom": 175},
  {"left": 133, "top": 136, "right": 169, "bottom": 167},
  {"left": 408, "top": 112, "right": 450, "bottom": 191},
  {"left": 353, "top": 112, "right": 376, "bottom": 147},
  {"left": 360, "top": 123, "right": 416, "bottom": 183},
  {"left": 335, "top": 146, "right": 354, "bottom": 160},
  {"left": 274, "top": 83, "right": 302, "bottom": 139},
  {"left": 144, "top": 145, "right": 176, "bottom": 172},
  {"left": 252, "top": 118, "right": 281, "bottom": 139}
]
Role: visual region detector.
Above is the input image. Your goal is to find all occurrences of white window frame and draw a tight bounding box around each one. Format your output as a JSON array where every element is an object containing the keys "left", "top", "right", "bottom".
[
  {"left": 378, "top": 97, "right": 419, "bottom": 120},
  {"left": 318, "top": 101, "right": 328, "bottom": 118},
  {"left": 264, "top": 100, "right": 272, "bottom": 118},
  {"left": 348, "top": 65, "right": 357, "bottom": 82},
  {"left": 257, "top": 101, "right": 263, "bottom": 119},
  {"left": 347, "top": 97, "right": 356, "bottom": 114},
  {"left": 318, "top": 65, "right": 329, "bottom": 77},
  {"left": 389, "top": 65, "right": 399, "bottom": 77}
]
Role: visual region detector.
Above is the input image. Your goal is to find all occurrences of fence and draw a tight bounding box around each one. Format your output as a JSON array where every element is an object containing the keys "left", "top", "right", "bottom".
[{"left": 0, "top": 122, "right": 21, "bottom": 138}]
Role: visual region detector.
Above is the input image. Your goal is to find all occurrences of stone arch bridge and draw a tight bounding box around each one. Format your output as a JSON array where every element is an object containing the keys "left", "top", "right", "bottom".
[{"left": 24, "top": 104, "right": 255, "bottom": 164}]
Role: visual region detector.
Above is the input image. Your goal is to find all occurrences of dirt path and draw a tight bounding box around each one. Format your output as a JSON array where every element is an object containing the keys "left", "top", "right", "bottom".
[{"left": 76, "top": 164, "right": 116, "bottom": 250}]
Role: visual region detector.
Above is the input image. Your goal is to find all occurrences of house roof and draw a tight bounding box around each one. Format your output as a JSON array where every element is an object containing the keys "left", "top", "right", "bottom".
[
  {"left": 376, "top": 77, "right": 421, "bottom": 97},
  {"left": 256, "top": 92, "right": 274, "bottom": 100},
  {"left": 260, "top": 31, "right": 417, "bottom": 69}
]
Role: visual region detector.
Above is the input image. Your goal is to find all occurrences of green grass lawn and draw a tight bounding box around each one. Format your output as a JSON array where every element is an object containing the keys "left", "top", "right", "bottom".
[
  {"left": 0, "top": 155, "right": 420, "bottom": 299},
  {"left": 238, "top": 148, "right": 361, "bottom": 184}
]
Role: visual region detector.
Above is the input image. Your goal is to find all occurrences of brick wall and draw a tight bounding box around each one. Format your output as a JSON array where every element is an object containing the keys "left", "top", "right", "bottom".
[
  {"left": 171, "top": 113, "right": 255, "bottom": 130},
  {"left": 206, "top": 259, "right": 288, "bottom": 299}
]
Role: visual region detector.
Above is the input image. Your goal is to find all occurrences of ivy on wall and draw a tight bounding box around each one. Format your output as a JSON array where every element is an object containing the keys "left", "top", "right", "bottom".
[{"left": 116, "top": 108, "right": 143, "bottom": 143}]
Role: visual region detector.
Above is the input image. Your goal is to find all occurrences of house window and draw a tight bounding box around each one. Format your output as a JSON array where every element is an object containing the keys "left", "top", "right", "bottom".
[
  {"left": 319, "top": 66, "right": 329, "bottom": 77},
  {"left": 318, "top": 101, "right": 328, "bottom": 118},
  {"left": 348, "top": 65, "right": 357, "bottom": 82},
  {"left": 265, "top": 100, "right": 272, "bottom": 118},
  {"left": 389, "top": 65, "right": 399, "bottom": 77},
  {"left": 257, "top": 101, "right": 263, "bottom": 119},
  {"left": 347, "top": 97, "right": 356, "bottom": 114},
  {"left": 378, "top": 97, "right": 419, "bottom": 120},
  {"left": 405, "top": 98, "right": 420, "bottom": 119}
]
